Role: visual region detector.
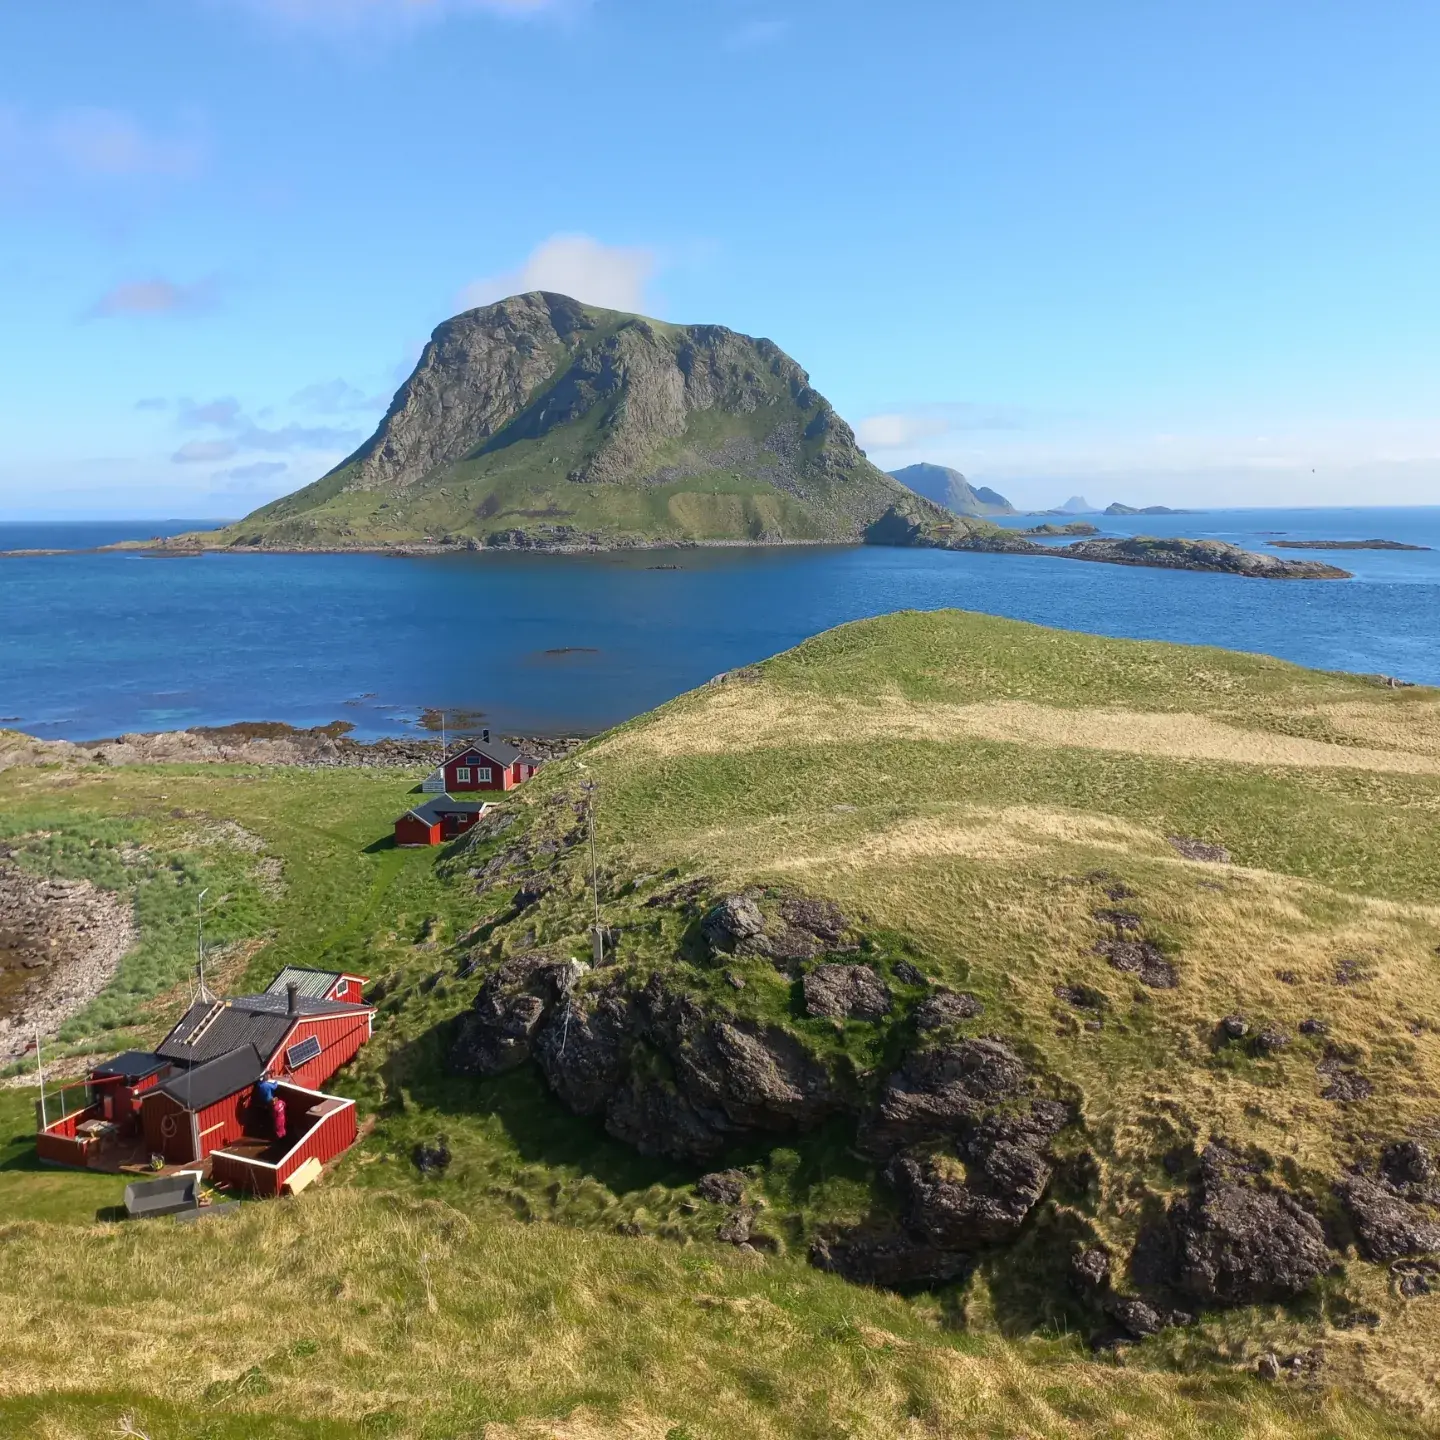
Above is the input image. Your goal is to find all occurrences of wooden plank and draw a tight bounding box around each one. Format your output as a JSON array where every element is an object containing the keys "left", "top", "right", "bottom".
[{"left": 283, "top": 1156, "right": 323, "bottom": 1196}]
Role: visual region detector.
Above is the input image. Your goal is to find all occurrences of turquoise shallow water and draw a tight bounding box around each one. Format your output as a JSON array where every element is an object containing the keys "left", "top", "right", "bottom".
[{"left": 0, "top": 508, "right": 1436, "bottom": 740}]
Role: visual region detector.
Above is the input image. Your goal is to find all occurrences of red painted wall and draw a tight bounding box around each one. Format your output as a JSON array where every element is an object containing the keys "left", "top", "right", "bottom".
[
  {"left": 269, "top": 1012, "right": 372, "bottom": 1092},
  {"left": 440, "top": 748, "right": 509, "bottom": 794},
  {"left": 210, "top": 1090, "right": 358, "bottom": 1198},
  {"left": 395, "top": 814, "right": 441, "bottom": 847},
  {"left": 142, "top": 1085, "right": 257, "bottom": 1165}
]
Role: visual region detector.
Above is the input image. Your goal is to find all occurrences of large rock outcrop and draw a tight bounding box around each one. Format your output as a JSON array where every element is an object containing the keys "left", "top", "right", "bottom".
[{"left": 217, "top": 292, "right": 931, "bottom": 550}]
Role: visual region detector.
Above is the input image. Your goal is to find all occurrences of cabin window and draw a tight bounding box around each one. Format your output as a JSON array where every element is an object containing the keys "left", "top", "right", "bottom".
[
  {"left": 475, "top": 767, "right": 492, "bottom": 783},
  {"left": 456, "top": 767, "right": 471, "bottom": 783}
]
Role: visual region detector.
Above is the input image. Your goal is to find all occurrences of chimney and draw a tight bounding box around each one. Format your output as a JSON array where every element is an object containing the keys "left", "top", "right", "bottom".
[
  {"left": 286, "top": 982, "right": 299, "bottom": 1016},
  {"left": 481, "top": 728, "right": 490, "bottom": 744}
]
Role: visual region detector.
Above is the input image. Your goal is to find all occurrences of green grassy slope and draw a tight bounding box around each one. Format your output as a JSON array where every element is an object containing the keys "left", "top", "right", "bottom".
[{"left": 4, "top": 613, "right": 1440, "bottom": 1436}]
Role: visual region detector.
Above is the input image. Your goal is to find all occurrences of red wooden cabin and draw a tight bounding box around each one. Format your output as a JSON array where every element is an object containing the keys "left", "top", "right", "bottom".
[
  {"left": 394, "top": 796, "right": 488, "bottom": 848},
  {"left": 36, "top": 967, "right": 374, "bottom": 1186},
  {"left": 422, "top": 735, "right": 543, "bottom": 795}
]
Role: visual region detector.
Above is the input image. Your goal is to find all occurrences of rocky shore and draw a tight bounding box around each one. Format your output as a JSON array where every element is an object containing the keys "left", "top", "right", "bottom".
[
  {"left": 0, "top": 723, "right": 582, "bottom": 774},
  {"left": 0, "top": 859, "right": 134, "bottom": 1062}
]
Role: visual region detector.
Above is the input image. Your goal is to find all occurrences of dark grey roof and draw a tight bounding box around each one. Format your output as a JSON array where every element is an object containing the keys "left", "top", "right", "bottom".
[
  {"left": 156, "top": 999, "right": 294, "bottom": 1067},
  {"left": 158, "top": 1044, "right": 266, "bottom": 1111},
  {"left": 266, "top": 966, "right": 342, "bottom": 999},
  {"left": 403, "top": 795, "right": 489, "bottom": 826},
  {"left": 449, "top": 740, "right": 525, "bottom": 767},
  {"left": 92, "top": 1050, "right": 168, "bottom": 1082}
]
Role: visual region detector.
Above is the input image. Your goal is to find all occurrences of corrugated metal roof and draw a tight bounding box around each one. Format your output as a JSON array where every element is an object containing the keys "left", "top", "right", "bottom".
[
  {"left": 231, "top": 992, "right": 364, "bottom": 1018},
  {"left": 156, "top": 1001, "right": 293, "bottom": 1067},
  {"left": 266, "top": 966, "right": 341, "bottom": 1000},
  {"left": 158, "top": 1044, "right": 266, "bottom": 1111}
]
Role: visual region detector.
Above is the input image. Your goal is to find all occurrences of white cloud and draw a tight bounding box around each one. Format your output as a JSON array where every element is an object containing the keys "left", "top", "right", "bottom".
[
  {"left": 855, "top": 412, "right": 953, "bottom": 450},
  {"left": 87, "top": 277, "right": 219, "bottom": 319},
  {"left": 856, "top": 403, "right": 1030, "bottom": 452},
  {"left": 213, "top": 460, "right": 290, "bottom": 485},
  {"left": 459, "top": 233, "right": 658, "bottom": 314}
]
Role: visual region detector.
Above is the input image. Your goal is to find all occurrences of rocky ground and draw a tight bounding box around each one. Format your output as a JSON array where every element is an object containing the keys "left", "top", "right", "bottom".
[
  {"left": 0, "top": 723, "right": 582, "bottom": 773},
  {"left": 0, "top": 858, "right": 135, "bottom": 1062}
]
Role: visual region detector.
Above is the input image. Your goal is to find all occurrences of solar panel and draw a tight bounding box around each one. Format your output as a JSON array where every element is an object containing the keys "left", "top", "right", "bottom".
[{"left": 285, "top": 1035, "right": 322, "bottom": 1069}]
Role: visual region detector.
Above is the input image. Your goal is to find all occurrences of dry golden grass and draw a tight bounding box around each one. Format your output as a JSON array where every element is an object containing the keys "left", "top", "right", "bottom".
[
  {"left": 0, "top": 1190, "right": 1428, "bottom": 1439},
  {"left": 598, "top": 688, "right": 1440, "bottom": 776}
]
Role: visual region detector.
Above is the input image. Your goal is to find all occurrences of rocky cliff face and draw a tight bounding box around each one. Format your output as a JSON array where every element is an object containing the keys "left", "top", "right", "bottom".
[{"left": 230, "top": 293, "right": 929, "bottom": 549}]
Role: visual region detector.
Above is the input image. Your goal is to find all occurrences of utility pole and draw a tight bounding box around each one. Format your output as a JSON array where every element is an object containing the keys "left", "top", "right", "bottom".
[
  {"left": 196, "top": 887, "right": 212, "bottom": 1002},
  {"left": 578, "top": 766, "right": 603, "bottom": 964},
  {"left": 34, "top": 1030, "right": 47, "bottom": 1129}
]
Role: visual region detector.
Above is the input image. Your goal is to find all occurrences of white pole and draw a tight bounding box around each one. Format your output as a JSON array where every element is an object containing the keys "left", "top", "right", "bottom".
[
  {"left": 196, "top": 887, "right": 211, "bottom": 1001},
  {"left": 34, "top": 1030, "right": 47, "bottom": 1129}
]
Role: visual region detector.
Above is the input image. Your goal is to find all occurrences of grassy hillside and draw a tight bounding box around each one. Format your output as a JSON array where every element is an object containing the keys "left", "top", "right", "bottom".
[{"left": 4, "top": 612, "right": 1440, "bottom": 1437}]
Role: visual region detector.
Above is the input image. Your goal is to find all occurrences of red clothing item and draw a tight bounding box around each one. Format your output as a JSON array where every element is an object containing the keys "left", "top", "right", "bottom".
[{"left": 272, "top": 1096, "right": 287, "bottom": 1140}]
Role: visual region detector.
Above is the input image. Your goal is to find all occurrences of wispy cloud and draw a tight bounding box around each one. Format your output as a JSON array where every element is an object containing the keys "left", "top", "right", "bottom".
[
  {"left": 87, "top": 276, "right": 220, "bottom": 319},
  {"left": 173, "top": 439, "right": 240, "bottom": 464},
  {"left": 213, "top": 460, "right": 290, "bottom": 484},
  {"left": 167, "top": 394, "right": 363, "bottom": 466},
  {"left": 290, "top": 378, "right": 390, "bottom": 413},
  {"left": 856, "top": 402, "right": 1028, "bottom": 451},
  {"left": 46, "top": 108, "right": 203, "bottom": 178},
  {"left": 459, "top": 233, "right": 658, "bottom": 315},
  {"left": 226, "top": 0, "right": 569, "bottom": 32},
  {"left": 0, "top": 105, "right": 204, "bottom": 196},
  {"left": 725, "top": 18, "right": 790, "bottom": 50}
]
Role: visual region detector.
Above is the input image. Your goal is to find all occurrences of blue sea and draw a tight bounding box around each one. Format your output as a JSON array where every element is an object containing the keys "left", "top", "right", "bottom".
[{"left": 1, "top": 509, "right": 1437, "bottom": 740}]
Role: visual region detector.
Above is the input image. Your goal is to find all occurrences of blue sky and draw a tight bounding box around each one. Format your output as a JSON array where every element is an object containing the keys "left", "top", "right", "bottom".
[{"left": 2, "top": 0, "right": 1437, "bottom": 517}]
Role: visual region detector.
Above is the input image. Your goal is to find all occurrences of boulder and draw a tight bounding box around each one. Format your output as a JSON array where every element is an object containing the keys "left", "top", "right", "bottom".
[
  {"left": 810, "top": 1230, "right": 976, "bottom": 1291},
  {"left": 1170, "top": 1181, "right": 1330, "bottom": 1304},
  {"left": 697, "top": 1169, "right": 747, "bottom": 1205},
  {"left": 802, "top": 964, "right": 892, "bottom": 1021},
  {"left": 1070, "top": 1246, "right": 1112, "bottom": 1292},
  {"left": 533, "top": 986, "right": 633, "bottom": 1115},
  {"left": 639, "top": 976, "right": 839, "bottom": 1135},
  {"left": 449, "top": 955, "right": 581, "bottom": 1075},
  {"left": 701, "top": 896, "right": 766, "bottom": 953},
  {"left": 1381, "top": 1140, "right": 1433, "bottom": 1188},
  {"left": 887, "top": 1106, "right": 1062, "bottom": 1248},
  {"left": 914, "top": 990, "right": 984, "bottom": 1029},
  {"left": 1335, "top": 1176, "right": 1440, "bottom": 1262},
  {"left": 861, "top": 1037, "right": 1029, "bottom": 1158}
]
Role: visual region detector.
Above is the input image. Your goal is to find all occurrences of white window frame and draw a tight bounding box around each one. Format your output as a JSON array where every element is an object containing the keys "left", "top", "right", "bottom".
[
  {"left": 455, "top": 766, "right": 471, "bottom": 783},
  {"left": 474, "top": 766, "right": 492, "bottom": 783}
]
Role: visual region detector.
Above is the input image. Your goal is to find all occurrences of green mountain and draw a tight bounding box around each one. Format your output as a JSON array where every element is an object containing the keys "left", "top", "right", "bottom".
[
  {"left": 888, "top": 462, "right": 1016, "bottom": 515},
  {"left": 217, "top": 292, "right": 936, "bottom": 550}
]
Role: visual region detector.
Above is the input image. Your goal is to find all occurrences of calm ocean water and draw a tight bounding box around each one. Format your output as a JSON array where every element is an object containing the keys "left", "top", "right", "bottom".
[{"left": 1, "top": 508, "right": 1436, "bottom": 740}]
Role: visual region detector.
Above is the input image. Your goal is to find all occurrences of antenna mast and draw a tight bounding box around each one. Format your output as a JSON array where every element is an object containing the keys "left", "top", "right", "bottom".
[
  {"left": 34, "top": 1030, "right": 47, "bottom": 1129},
  {"left": 196, "top": 887, "right": 213, "bottom": 1003}
]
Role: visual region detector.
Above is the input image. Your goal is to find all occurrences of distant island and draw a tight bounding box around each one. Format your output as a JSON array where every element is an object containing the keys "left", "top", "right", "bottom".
[
  {"left": 885, "top": 463, "right": 1015, "bottom": 517},
  {"left": 1019, "top": 521, "right": 1099, "bottom": 537},
  {"left": 1029, "top": 494, "right": 1099, "bottom": 516},
  {"left": 1269, "top": 538, "right": 1431, "bottom": 552},
  {"left": 127, "top": 292, "right": 1346, "bottom": 583},
  {"left": 1104, "top": 502, "right": 1200, "bottom": 516}
]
